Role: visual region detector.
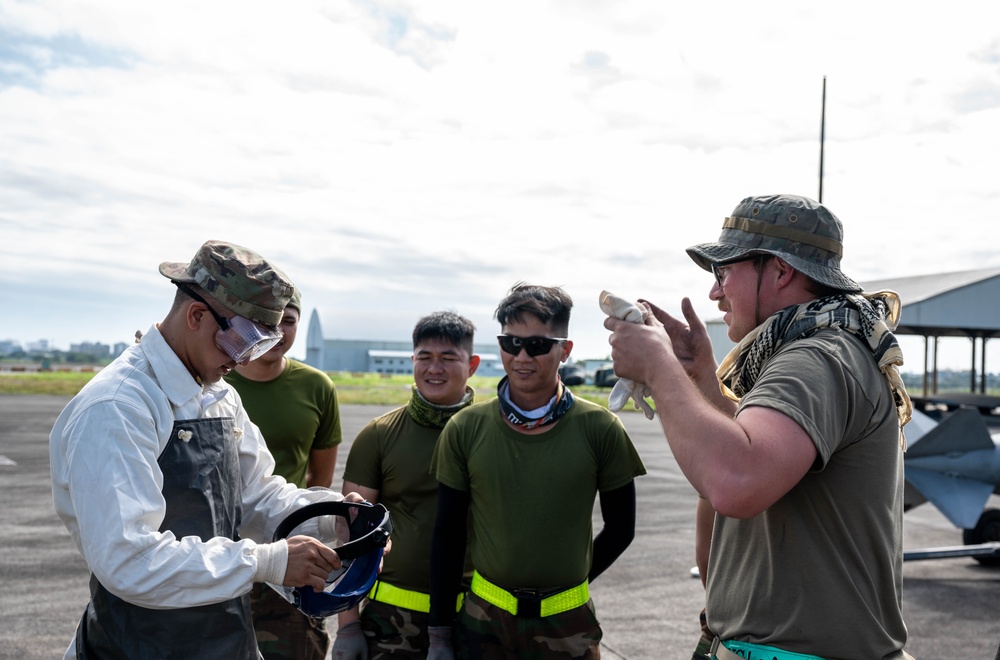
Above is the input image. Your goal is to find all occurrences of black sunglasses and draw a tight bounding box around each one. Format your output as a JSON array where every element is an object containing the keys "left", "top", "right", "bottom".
[{"left": 497, "top": 334, "right": 567, "bottom": 357}]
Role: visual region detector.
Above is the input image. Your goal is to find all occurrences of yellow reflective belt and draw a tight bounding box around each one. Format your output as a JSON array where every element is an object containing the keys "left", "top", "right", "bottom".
[
  {"left": 470, "top": 570, "right": 589, "bottom": 617},
  {"left": 367, "top": 580, "right": 463, "bottom": 613}
]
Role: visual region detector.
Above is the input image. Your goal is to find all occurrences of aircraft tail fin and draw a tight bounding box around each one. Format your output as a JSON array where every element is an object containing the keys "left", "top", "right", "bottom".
[{"left": 906, "top": 408, "right": 993, "bottom": 457}]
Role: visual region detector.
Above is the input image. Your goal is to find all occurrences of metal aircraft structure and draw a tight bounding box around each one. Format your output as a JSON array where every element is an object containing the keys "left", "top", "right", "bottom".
[{"left": 902, "top": 403, "right": 1000, "bottom": 564}]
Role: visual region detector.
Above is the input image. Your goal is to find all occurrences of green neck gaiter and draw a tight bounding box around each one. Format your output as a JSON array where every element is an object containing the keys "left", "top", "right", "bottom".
[{"left": 406, "top": 384, "right": 475, "bottom": 429}]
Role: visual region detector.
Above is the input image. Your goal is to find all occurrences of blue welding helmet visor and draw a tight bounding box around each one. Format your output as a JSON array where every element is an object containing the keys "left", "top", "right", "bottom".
[
  {"left": 269, "top": 500, "right": 392, "bottom": 618},
  {"left": 296, "top": 545, "right": 384, "bottom": 617}
]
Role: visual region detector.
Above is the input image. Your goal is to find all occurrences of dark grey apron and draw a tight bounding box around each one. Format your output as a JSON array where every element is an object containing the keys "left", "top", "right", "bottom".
[{"left": 75, "top": 417, "right": 260, "bottom": 659}]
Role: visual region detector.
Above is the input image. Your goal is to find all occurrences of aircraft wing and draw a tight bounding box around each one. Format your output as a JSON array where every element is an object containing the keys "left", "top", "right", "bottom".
[
  {"left": 903, "top": 407, "right": 1000, "bottom": 530},
  {"left": 902, "top": 466, "right": 996, "bottom": 529}
]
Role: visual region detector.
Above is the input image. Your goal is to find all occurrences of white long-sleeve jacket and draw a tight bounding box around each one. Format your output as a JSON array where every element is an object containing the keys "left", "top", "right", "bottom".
[{"left": 50, "top": 325, "right": 342, "bottom": 613}]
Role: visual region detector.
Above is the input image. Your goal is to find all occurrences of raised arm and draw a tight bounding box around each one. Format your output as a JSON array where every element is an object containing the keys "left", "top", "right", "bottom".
[{"left": 605, "top": 303, "right": 815, "bottom": 518}]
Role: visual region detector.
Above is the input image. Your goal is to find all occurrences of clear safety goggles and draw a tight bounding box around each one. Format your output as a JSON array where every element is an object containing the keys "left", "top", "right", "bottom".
[{"left": 176, "top": 283, "right": 283, "bottom": 364}]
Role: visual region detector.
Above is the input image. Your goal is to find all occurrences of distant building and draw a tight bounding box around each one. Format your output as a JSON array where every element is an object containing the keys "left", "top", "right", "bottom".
[
  {"left": 304, "top": 309, "right": 506, "bottom": 377},
  {"left": 0, "top": 339, "right": 21, "bottom": 356},
  {"left": 27, "top": 339, "right": 51, "bottom": 353},
  {"left": 113, "top": 342, "right": 129, "bottom": 358},
  {"left": 704, "top": 321, "right": 737, "bottom": 366},
  {"left": 70, "top": 342, "right": 112, "bottom": 359}
]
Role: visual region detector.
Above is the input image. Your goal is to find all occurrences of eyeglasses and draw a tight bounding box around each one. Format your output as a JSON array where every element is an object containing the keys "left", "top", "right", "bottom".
[
  {"left": 176, "top": 283, "right": 283, "bottom": 364},
  {"left": 711, "top": 255, "right": 769, "bottom": 288},
  {"left": 497, "top": 334, "right": 567, "bottom": 358}
]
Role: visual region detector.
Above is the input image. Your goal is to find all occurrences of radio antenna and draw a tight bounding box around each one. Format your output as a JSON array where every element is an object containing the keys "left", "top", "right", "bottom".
[{"left": 819, "top": 75, "right": 826, "bottom": 203}]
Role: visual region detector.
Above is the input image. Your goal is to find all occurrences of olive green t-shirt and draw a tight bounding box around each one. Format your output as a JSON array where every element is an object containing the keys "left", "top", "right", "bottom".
[
  {"left": 343, "top": 405, "right": 465, "bottom": 592},
  {"left": 432, "top": 397, "right": 646, "bottom": 589},
  {"left": 225, "top": 359, "right": 342, "bottom": 488},
  {"left": 707, "top": 329, "right": 907, "bottom": 659}
]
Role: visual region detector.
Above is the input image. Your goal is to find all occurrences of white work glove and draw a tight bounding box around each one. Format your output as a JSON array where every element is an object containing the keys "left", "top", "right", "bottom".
[
  {"left": 427, "top": 626, "right": 455, "bottom": 660},
  {"left": 332, "top": 621, "right": 368, "bottom": 660},
  {"left": 599, "top": 290, "right": 655, "bottom": 420}
]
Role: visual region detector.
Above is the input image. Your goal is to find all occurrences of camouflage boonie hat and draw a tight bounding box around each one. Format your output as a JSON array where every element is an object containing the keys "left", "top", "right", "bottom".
[
  {"left": 158, "top": 240, "right": 295, "bottom": 326},
  {"left": 685, "top": 194, "right": 862, "bottom": 293},
  {"left": 286, "top": 287, "right": 302, "bottom": 313}
]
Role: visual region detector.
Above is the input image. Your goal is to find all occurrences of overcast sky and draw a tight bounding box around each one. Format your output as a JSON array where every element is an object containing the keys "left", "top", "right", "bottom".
[{"left": 2, "top": 1, "right": 999, "bottom": 373}]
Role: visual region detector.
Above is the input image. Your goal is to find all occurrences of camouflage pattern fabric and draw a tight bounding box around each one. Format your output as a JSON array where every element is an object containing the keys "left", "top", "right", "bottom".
[
  {"left": 693, "top": 607, "right": 713, "bottom": 660},
  {"left": 359, "top": 599, "right": 431, "bottom": 659},
  {"left": 455, "top": 592, "right": 601, "bottom": 659},
  {"left": 159, "top": 240, "right": 295, "bottom": 327},
  {"left": 250, "top": 583, "right": 330, "bottom": 660},
  {"left": 286, "top": 286, "right": 302, "bottom": 312},
  {"left": 685, "top": 194, "right": 862, "bottom": 293}
]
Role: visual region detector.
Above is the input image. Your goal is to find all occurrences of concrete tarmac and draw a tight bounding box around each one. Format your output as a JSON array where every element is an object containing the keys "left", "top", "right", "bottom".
[{"left": 1, "top": 395, "right": 998, "bottom": 658}]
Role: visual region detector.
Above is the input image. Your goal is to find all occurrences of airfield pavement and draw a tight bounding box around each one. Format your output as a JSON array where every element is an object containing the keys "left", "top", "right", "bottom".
[{"left": 1, "top": 394, "right": 999, "bottom": 659}]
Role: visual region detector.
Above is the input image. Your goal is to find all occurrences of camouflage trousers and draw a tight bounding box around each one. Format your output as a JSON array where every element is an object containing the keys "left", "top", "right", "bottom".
[
  {"left": 693, "top": 607, "right": 714, "bottom": 660},
  {"left": 455, "top": 592, "right": 602, "bottom": 660},
  {"left": 358, "top": 599, "right": 432, "bottom": 659},
  {"left": 250, "top": 583, "right": 330, "bottom": 660}
]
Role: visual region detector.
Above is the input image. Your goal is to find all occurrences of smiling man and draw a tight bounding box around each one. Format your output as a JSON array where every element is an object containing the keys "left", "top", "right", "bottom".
[
  {"left": 226, "top": 286, "right": 343, "bottom": 660},
  {"left": 334, "top": 311, "right": 480, "bottom": 659},
  {"left": 427, "top": 283, "right": 646, "bottom": 660},
  {"left": 49, "top": 240, "right": 360, "bottom": 659}
]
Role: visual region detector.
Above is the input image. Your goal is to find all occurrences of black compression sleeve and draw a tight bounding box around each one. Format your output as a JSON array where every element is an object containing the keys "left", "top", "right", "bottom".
[
  {"left": 589, "top": 481, "right": 637, "bottom": 582},
  {"left": 428, "top": 483, "right": 470, "bottom": 627}
]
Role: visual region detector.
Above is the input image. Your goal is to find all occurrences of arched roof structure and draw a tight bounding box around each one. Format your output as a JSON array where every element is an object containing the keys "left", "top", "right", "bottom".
[{"left": 862, "top": 267, "right": 1000, "bottom": 395}]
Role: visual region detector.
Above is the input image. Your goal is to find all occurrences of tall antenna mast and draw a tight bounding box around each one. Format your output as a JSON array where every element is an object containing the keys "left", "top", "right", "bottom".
[{"left": 818, "top": 75, "right": 826, "bottom": 203}]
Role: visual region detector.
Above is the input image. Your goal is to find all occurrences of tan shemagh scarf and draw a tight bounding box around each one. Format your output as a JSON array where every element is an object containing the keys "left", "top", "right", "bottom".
[{"left": 716, "top": 290, "right": 912, "bottom": 450}]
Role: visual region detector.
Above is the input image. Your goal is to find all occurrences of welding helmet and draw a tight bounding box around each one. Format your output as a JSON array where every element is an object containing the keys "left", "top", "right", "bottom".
[{"left": 271, "top": 501, "right": 392, "bottom": 618}]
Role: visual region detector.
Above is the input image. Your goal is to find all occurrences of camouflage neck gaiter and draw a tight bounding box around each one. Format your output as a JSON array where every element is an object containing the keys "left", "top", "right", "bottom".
[{"left": 406, "top": 384, "right": 475, "bottom": 429}]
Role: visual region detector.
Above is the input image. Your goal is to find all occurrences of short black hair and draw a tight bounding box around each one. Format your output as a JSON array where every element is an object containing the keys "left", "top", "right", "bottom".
[
  {"left": 412, "top": 311, "right": 476, "bottom": 355},
  {"left": 494, "top": 282, "right": 573, "bottom": 336}
]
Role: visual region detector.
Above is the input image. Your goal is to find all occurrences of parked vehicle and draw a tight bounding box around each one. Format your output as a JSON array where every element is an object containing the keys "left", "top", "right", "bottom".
[
  {"left": 593, "top": 366, "right": 619, "bottom": 388},
  {"left": 558, "top": 363, "right": 586, "bottom": 386}
]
